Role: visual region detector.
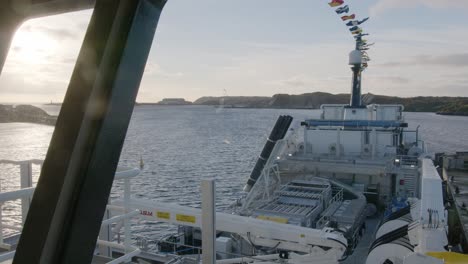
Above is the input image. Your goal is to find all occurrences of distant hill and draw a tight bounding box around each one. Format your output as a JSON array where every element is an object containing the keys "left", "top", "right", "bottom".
[
  {"left": 156, "top": 98, "right": 192, "bottom": 105},
  {"left": 193, "top": 92, "right": 468, "bottom": 114},
  {"left": 137, "top": 98, "right": 192, "bottom": 106},
  {"left": 193, "top": 96, "right": 271, "bottom": 107},
  {"left": 0, "top": 104, "right": 57, "bottom": 125}
]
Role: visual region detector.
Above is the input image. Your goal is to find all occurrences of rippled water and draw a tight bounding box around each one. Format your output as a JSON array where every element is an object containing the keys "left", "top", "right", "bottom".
[{"left": 1, "top": 106, "right": 468, "bottom": 239}]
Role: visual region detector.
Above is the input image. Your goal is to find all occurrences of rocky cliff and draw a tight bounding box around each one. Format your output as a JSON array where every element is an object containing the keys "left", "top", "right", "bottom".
[
  {"left": 0, "top": 105, "right": 57, "bottom": 126},
  {"left": 193, "top": 92, "right": 468, "bottom": 113}
]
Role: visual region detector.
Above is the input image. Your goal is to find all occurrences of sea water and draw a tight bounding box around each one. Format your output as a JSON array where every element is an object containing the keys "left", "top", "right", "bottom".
[{"left": 1, "top": 105, "right": 467, "bottom": 241}]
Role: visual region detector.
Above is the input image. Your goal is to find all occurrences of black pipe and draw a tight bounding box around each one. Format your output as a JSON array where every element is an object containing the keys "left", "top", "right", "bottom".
[{"left": 244, "top": 115, "right": 293, "bottom": 192}]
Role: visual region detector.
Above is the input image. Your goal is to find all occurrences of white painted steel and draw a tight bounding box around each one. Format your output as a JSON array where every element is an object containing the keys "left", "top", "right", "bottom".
[
  {"left": 20, "top": 162, "right": 33, "bottom": 224},
  {"left": 101, "top": 210, "right": 139, "bottom": 226},
  {"left": 217, "top": 254, "right": 279, "bottom": 264},
  {"left": 96, "top": 240, "right": 141, "bottom": 264},
  {"left": 114, "top": 167, "right": 140, "bottom": 180},
  {"left": 97, "top": 240, "right": 128, "bottom": 251},
  {"left": 349, "top": 50, "right": 362, "bottom": 65},
  {"left": 0, "top": 160, "right": 142, "bottom": 264},
  {"left": 344, "top": 108, "right": 368, "bottom": 120},
  {"left": 106, "top": 205, "right": 125, "bottom": 212},
  {"left": 114, "top": 198, "right": 348, "bottom": 254},
  {"left": 201, "top": 179, "right": 216, "bottom": 264},
  {"left": 0, "top": 160, "right": 43, "bottom": 166},
  {"left": 0, "top": 251, "right": 15, "bottom": 262},
  {"left": 123, "top": 178, "right": 131, "bottom": 253},
  {"left": 0, "top": 188, "right": 35, "bottom": 203},
  {"left": 105, "top": 248, "right": 141, "bottom": 264},
  {"left": 420, "top": 159, "right": 446, "bottom": 226},
  {"left": 375, "top": 219, "right": 409, "bottom": 239},
  {"left": 366, "top": 243, "right": 413, "bottom": 264},
  {"left": 403, "top": 253, "right": 444, "bottom": 264}
]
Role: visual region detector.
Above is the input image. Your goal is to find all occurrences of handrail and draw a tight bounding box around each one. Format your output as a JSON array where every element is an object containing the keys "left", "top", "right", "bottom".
[
  {"left": 101, "top": 210, "right": 139, "bottom": 226},
  {"left": 114, "top": 167, "right": 140, "bottom": 180},
  {"left": 0, "top": 159, "right": 43, "bottom": 165},
  {"left": 96, "top": 240, "right": 141, "bottom": 264},
  {"left": 0, "top": 251, "right": 15, "bottom": 262},
  {"left": 106, "top": 248, "right": 141, "bottom": 264},
  {"left": 0, "top": 160, "right": 143, "bottom": 264},
  {"left": 0, "top": 187, "right": 35, "bottom": 203}
]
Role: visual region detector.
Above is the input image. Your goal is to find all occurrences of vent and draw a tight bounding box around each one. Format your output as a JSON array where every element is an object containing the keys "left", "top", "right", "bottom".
[
  {"left": 362, "top": 144, "right": 372, "bottom": 156},
  {"left": 329, "top": 143, "right": 337, "bottom": 154}
]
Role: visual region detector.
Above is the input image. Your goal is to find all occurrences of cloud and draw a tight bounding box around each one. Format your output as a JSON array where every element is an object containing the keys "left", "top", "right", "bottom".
[
  {"left": 144, "top": 62, "right": 183, "bottom": 79},
  {"left": 371, "top": 0, "right": 468, "bottom": 16},
  {"left": 368, "top": 76, "right": 410, "bottom": 84},
  {"left": 278, "top": 75, "right": 308, "bottom": 87},
  {"left": 378, "top": 53, "right": 468, "bottom": 68},
  {"left": 40, "top": 27, "right": 77, "bottom": 40},
  {"left": 23, "top": 24, "right": 77, "bottom": 40}
]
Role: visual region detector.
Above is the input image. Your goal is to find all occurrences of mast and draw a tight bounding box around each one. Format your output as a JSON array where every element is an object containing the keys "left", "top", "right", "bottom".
[{"left": 349, "top": 41, "right": 363, "bottom": 107}]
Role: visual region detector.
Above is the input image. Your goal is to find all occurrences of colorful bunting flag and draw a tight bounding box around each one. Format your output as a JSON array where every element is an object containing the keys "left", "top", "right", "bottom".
[
  {"left": 346, "top": 20, "right": 359, "bottom": 27},
  {"left": 325, "top": 1, "right": 373, "bottom": 68},
  {"left": 341, "top": 14, "right": 355, "bottom": 21},
  {"left": 328, "top": 0, "right": 344, "bottom": 7},
  {"left": 358, "top": 17, "right": 370, "bottom": 25},
  {"left": 346, "top": 18, "right": 369, "bottom": 27},
  {"left": 335, "top": 5, "right": 349, "bottom": 14},
  {"left": 354, "top": 33, "right": 369, "bottom": 39}
]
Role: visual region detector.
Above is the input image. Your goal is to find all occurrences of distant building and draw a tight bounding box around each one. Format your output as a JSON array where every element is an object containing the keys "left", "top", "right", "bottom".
[{"left": 157, "top": 98, "right": 192, "bottom": 105}]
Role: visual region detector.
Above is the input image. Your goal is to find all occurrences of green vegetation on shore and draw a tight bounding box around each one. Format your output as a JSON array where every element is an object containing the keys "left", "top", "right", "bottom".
[{"left": 192, "top": 92, "right": 468, "bottom": 114}]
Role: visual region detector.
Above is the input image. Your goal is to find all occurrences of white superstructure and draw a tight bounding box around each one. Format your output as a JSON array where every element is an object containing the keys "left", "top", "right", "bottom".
[{"left": 0, "top": 51, "right": 459, "bottom": 264}]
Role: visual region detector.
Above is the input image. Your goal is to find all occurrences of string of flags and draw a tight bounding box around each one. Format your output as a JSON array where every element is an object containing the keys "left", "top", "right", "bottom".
[{"left": 327, "top": 0, "right": 373, "bottom": 70}]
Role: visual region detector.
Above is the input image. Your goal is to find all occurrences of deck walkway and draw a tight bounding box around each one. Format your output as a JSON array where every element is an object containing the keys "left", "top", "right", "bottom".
[
  {"left": 446, "top": 169, "right": 468, "bottom": 252},
  {"left": 341, "top": 217, "right": 380, "bottom": 264}
]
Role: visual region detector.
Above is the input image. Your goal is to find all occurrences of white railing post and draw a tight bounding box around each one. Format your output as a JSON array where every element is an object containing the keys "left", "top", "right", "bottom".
[
  {"left": 20, "top": 161, "right": 33, "bottom": 224},
  {"left": 124, "top": 178, "right": 131, "bottom": 253},
  {"left": 0, "top": 179, "right": 3, "bottom": 245},
  {"left": 202, "top": 179, "right": 216, "bottom": 264},
  {"left": 99, "top": 206, "right": 112, "bottom": 257}
]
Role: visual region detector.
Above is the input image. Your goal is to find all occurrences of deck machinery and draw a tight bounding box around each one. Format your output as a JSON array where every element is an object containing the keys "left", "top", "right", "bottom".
[{"left": 155, "top": 49, "right": 451, "bottom": 264}]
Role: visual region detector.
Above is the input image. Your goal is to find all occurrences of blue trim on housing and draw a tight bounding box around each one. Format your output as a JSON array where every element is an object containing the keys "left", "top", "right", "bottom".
[{"left": 302, "top": 120, "right": 408, "bottom": 128}]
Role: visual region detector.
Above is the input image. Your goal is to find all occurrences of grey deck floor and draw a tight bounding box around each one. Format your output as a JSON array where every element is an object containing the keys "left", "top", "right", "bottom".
[
  {"left": 0, "top": 256, "right": 114, "bottom": 264},
  {"left": 341, "top": 217, "right": 380, "bottom": 264}
]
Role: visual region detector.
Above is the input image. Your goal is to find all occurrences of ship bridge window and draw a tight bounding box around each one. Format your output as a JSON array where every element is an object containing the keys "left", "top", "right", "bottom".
[{"left": 0, "top": 11, "right": 91, "bottom": 105}]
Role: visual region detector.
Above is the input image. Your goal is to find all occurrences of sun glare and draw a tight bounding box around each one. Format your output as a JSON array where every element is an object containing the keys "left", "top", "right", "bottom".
[{"left": 11, "top": 28, "right": 58, "bottom": 64}]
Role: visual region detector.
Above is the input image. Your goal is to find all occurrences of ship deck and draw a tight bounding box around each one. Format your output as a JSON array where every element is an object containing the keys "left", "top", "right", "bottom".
[
  {"left": 446, "top": 169, "right": 468, "bottom": 252},
  {"left": 341, "top": 217, "right": 380, "bottom": 264},
  {"left": 0, "top": 256, "right": 119, "bottom": 264}
]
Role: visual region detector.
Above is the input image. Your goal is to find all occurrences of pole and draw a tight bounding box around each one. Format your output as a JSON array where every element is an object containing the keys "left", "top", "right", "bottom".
[
  {"left": 202, "top": 179, "right": 216, "bottom": 264},
  {"left": 20, "top": 162, "right": 33, "bottom": 224},
  {"left": 349, "top": 41, "right": 363, "bottom": 108}
]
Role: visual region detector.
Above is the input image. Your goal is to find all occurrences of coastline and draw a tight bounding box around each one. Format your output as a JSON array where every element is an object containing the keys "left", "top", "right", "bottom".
[
  {"left": 0, "top": 104, "right": 57, "bottom": 126},
  {"left": 436, "top": 112, "right": 468, "bottom": 117}
]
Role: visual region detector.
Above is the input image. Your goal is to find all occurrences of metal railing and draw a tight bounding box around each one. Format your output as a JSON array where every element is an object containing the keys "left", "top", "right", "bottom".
[
  {"left": 0, "top": 160, "right": 140, "bottom": 264},
  {"left": 315, "top": 188, "right": 344, "bottom": 229}
]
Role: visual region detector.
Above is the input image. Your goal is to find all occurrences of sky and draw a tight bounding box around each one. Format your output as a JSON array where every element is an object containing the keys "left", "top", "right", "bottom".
[{"left": 0, "top": 0, "right": 467, "bottom": 103}]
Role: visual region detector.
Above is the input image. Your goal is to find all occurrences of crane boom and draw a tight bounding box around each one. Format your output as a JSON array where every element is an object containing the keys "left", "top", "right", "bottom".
[{"left": 113, "top": 198, "right": 348, "bottom": 255}]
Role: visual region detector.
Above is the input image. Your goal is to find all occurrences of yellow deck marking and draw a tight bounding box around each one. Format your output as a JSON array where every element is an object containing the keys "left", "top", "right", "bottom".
[
  {"left": 176, "top": 214, "right": 196, "bottom": 223},
  {"left": 256, "top": 215, "right": 288, "bottom": 224},
  {"left": 156, "top": 211, "right": 170, "bottom": 220}
]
